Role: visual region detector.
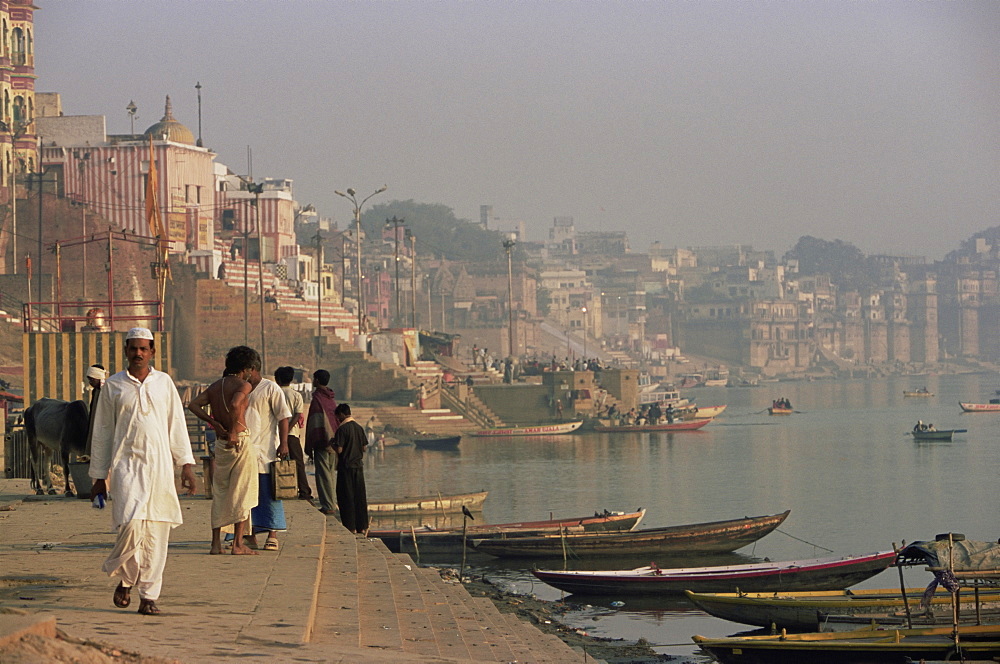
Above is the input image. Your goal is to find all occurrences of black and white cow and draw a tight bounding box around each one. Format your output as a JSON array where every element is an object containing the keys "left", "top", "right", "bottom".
[{"left": 24, "top": 398, "right": 90, "bottom": 496}]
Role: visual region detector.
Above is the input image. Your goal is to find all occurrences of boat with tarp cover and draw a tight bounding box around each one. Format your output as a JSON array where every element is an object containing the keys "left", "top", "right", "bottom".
[{"left": 692, "top": 536, "right": 1000, "bottom": 662}]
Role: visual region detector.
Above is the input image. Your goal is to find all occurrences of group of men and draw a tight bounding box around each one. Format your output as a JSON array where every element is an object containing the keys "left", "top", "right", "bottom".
[{"left": 87, "top": 329, "right": 369, "bottom": 616}]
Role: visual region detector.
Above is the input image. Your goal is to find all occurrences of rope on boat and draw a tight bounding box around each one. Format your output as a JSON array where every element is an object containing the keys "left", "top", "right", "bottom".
[{"left": 772, "top": 528, "right": 834, "bottom": 553}]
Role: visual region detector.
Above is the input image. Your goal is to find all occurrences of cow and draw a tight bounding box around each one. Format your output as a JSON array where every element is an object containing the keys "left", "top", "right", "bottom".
[{"left": 24, "top": 398, "right": 90, "bottom": 496}]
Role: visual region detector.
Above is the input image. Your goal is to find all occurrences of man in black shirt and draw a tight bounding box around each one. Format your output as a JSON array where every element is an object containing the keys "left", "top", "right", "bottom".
[{"left": 332, "top": 403, "right": 369, "bottom": 536}]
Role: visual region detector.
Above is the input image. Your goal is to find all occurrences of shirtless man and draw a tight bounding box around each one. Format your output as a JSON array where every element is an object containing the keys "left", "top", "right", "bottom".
[{"left": 188, "top": 346, "right": 258, "bottom": 555}]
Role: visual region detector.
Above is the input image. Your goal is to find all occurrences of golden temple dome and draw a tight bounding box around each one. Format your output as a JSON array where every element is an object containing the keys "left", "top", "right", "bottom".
[{"left": 143, "top": 95, "right": 196, "bottom": 145}]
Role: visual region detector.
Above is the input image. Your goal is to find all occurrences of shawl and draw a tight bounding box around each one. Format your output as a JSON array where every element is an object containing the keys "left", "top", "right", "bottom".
[{"left": 306, "top": 385, "right": 338, "bottom": 456}]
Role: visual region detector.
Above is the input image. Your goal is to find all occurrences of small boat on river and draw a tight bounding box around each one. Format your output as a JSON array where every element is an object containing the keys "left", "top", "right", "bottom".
[
  {"left": 911, "top": 428, "right": 965, "bottom": 441},
  {"left": 693, "top": 623, "right": 1000, "bottom": 664},
  {"left": 412, "top": 435, "right": 461, "bottom": 450},
  {"left": 959, "top": 401, "right": 1000, "bottom": 412},
  {"left": 368, "top": 490, "right": 488, "bottom": 515},
  {"left": 471, "top": 510, "right": 790, "bottom": 558},
  {"left": 679, "top": 404, "right": 727, "bottom": 420},
  {"left": 593, "top": 418, "right": 712, "bottom": 433},
  {"left": 903, "top": 388, "right": 933, "bottom": 397},
  {"left": 683, "top": 585, "right": 1000, "bottom": 630},
  {"left": 371, "top": 508, "right": 646, "bottom": 554},
  {"left": 469, "top": 421, "right": 582, "bottom": 437},
  {"left": 532, "top": 550, "right": 895, "bottom": 596},
  {"left": 768, "top": 406, "right": 794, "bottom": 415}
]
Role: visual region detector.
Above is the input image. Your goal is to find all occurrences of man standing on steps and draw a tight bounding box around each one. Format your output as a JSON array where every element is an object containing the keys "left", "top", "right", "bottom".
[
  {"left": 187, "top": 345, "right": 258, "bottom": 556},
  {"left": 306, "top": 369, "right": 338, "bottom": 515},
  {"left": 90, "top": 327, "right": 196, "bottom": 616},
  {"left": 274, "top": 366, "right": 312, "bottom": 502},
  {"left": 332, "top": 403, "right": 369, "bottom": 535},
  {"left": 246, "top": 359, "right": 291, "bottom": 551}
]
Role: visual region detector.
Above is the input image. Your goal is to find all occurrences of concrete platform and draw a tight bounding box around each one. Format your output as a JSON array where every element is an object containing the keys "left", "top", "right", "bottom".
[{"left": 0, "top": 478, "right": 592, "bottom": 663}]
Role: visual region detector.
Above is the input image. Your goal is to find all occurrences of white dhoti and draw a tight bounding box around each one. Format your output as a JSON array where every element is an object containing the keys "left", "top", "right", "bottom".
[
  {"left": 102, "top": 519, "right": 172, "bottom": 600},
  {"left": 211, "top": 431, "right": 258, "bottom": 529}
]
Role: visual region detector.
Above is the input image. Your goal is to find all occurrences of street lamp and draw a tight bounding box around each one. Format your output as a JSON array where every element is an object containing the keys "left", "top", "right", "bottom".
[
  {"left": 126, "top": 101, "right": 137, "bottom": 135},
  {"left": 581, "top": 306, "right": 588, "bottom": 360},
  {"left": 335, "top": 185, "right": 387, "bottom": 337},
  {"left": 502, "top": 237, "right": 516, "bottom": 359}
]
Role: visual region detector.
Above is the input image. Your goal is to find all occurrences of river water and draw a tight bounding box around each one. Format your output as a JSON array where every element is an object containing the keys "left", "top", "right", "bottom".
[{"left": 362, "top": 372, "right": 1000, "bottom": 660}]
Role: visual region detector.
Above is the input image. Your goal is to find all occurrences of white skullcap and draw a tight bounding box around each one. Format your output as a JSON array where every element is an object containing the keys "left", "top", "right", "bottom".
[
  {"left": 126, "top": 327, "right": 154, "bottom": 340},
  {"left": 86, "top": 366, "right": 108, "bottom": 380}
]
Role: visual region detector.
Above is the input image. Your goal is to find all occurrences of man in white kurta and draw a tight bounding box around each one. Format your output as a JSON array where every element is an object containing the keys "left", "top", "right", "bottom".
[
  {"left": 90, "top": 327, "right": 196, "bottom": 616},
  {"left": 246, "top": 366, "right": 290, "bottom": 550}
]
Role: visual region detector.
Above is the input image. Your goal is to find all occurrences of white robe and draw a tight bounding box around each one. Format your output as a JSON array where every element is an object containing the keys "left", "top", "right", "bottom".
[
  {"left": 89, "top": 367, "right": 195, "bottom": 530},
  {"left": 248, "top": 378, "right": 291, "bottom": 474}
]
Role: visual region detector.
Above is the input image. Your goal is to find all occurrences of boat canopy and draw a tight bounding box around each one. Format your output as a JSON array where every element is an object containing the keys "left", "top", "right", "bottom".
[{"left": 899, "top": 538, "right": 1000, "bottom": 572}]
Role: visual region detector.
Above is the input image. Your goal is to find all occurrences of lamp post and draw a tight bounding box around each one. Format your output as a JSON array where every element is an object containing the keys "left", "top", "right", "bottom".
[
  {"left": 409, "top": 232, "right": 416, "bottom": 328},
  {"left": 247, "top": 182, "right": 266, "bottom": 371},
  {"left": 502, "top": 237, "right": 516, "bottom": 359},
  {"left": 314, "top": 228, "right": 323, "bottom": 357},
  {"left": 581, "top": 306, "right": 588, "bottom": 360},
  {"left": 335, "top": 185, "right": 387, "bottom": 337},
  {"left": 386, "top": 216, "right": 405, "bottom": 326},
  {"left": 126, "top": 100, "right": 137, "bottom": 135}
]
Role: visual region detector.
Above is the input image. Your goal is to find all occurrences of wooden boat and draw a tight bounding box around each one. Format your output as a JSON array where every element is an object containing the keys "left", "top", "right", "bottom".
[
  {"left": 592, "top": 418, "right": 712, "bottom": 433},
  {"left": 412, "top": 435, "right": 461, "bottom": 450},
  {"left": 768, "top": 406, "right": 794, "bottom": 415},
  {"left": 902, "top": 389, "right": 933, "bottom": 397},
  {"left": 911, "top": 428, "right": 966, "bottom": 441},
  {"left": 532, "top": 550, "right": 894, "bottom": 596},
  {"left": 368, "top": 490, "right": 488, "bottom": 515},
  {"left": 371, "top": 508, "right": 646, "bottom": 554},
  {"left": 683, "top": 586, "right": 1000, "bottom": 630},
  {"left": 678, "top": 404, "right": 727, "bottom": 420},
  {"left": 959, "top": 401, "right": 1000, "bottom": 412},
  {"left": 692, "top": 623, "right": 1000, "bottom": 664},
  {"left": 468, "top": 421, "right": 582, "bottom": 437},
  {"left": 471, "top": 510, "right": 790, "bottom": 559}
]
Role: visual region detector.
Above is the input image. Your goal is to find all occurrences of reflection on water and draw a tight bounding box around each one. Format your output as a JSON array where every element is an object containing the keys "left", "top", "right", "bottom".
[{"left": 362, "top": 373, "right": 1000, "bottom": 659}]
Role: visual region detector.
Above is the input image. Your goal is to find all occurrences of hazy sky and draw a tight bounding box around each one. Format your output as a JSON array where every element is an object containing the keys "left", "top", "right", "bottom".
[{"left": 35, "top": 1, "right": 999, "bottom": 260}]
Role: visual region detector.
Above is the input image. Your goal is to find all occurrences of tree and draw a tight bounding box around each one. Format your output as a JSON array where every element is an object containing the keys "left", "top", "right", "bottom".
[
  {"left": 361, "top": 200, "right": 516, "bottom": 264},
  {"left": 784, "top": 236, "right": 873, "bottom": 290}
]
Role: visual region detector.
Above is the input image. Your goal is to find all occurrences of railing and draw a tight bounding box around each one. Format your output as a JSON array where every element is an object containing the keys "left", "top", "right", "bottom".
[
  {"left": 439, "top": 386, "right": 496, "bottom": 429},
  {"left": 22, "top": 299, "right": 164, "bottom": 333}
]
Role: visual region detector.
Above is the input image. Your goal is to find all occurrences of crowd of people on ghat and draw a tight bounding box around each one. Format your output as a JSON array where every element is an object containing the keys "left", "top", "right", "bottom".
[{"left": 87, "top": 329, "right": 369, "bottom": 616}]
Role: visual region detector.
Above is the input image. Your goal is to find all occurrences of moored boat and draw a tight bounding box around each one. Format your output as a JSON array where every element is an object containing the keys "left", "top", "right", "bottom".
[
  {"left": 532, "top": 550, "right": 895, "bottom": 596},
  {"left": 911, "top": 428, "right": 965, "bottom": 441},
  {"left": 372, "top": 508, "right": 647, "bottom": 554},
  {"left": 959, "top": 401, "right": 1000, "bottom": 412},
  {"left": 693, "top": 623, "right": 1000, "bottom": 664},
  {"left": 368, "top": 490, "right": 488, "bottom": 515},
  {"left": 678, "top": 404, "right": 727, "bottom": 420},
  {"left": 471, "top": 510, "right": 790, "bottom": 558},
  {"left": 593, "top": 418, "right": 712, "bottom": 433},
  {"left": 469, "top": 421, "right": 582, "bottom": 437},
  {"left": 412, "top": 435, "right": 461, "bottom": 450},
  {"left": 684, "top": 586, "right": 1000, "bottom": 630}
]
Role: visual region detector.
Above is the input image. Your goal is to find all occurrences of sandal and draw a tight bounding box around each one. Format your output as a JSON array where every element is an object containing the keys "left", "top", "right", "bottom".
[
  {"left": 137, "top": 599, "right": 160, "bottom": 615},
  {"left": 113, "top": 582, "right": 131, "bottom": 608},
  {"left": 264, "top": 537, "right": 279, "bottom": 551}
]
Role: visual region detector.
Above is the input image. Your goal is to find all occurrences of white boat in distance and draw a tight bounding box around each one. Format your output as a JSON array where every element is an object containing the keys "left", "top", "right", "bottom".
[{"left": 469, "top": 421, "right": 583, "bottom": 437}]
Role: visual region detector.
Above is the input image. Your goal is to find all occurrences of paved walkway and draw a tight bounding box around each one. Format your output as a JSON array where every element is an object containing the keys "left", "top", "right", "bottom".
[{"left": 0, "top": 478, "right": 593, "bottom": 663}]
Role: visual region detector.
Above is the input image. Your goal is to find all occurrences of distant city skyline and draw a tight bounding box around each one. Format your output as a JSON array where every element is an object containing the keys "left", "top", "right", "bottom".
[{"left": 35, "top": 1, "right": 999, "bottom": 260}]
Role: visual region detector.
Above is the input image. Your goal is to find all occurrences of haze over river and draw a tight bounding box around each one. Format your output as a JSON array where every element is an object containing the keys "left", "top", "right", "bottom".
[{"left": 363, "top": 372, "right": 1000, "bottom": 660}]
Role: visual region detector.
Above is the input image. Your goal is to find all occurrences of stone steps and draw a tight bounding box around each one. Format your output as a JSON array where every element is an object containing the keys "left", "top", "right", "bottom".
[{"left": 310, "top": 524, "right": 590, "bottom": 662}]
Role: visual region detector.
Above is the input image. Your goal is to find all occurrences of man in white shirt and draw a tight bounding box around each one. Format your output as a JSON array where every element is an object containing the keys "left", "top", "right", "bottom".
[
  {"left": 90, "top": 327, "right": 196, "bottom": 616},
  {"left": 246, "top": 360, "right": 291, "bottom": 551},
  {"left": 275, "top": 366, "right": 311, "bottom": 501}
]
